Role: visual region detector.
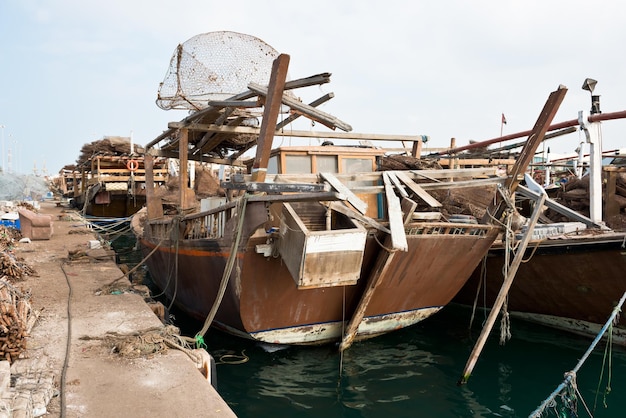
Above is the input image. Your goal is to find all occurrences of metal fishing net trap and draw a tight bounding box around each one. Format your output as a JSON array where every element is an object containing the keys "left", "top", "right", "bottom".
[{"left": 156, "top": 31, "right": 282, "bottom": 111}]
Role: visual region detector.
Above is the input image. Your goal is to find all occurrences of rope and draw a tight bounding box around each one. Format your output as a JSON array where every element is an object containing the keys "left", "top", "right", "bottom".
[
  {"left": 468, "top": 256, "right": 487, "bottom": 331},
  {"left": 215, "top": 350, "right": 249, "bottom": 365},
  {"left": 593, "top": 322, "right": 614, "bottom": 412},
  {"left": 499, "top": 213, "right": 513, "bottom": 345},
  {"left": 100, "top": 220, "right": 175, "bottom": 289},
  {"left": 529, "top": 291, "right": 626, "bottom": 417},
  {"left": 187, "top": 195, "right": 249, "bottom": 347},
  {"left": 166, "top": 217, "right": 181, "bottom": 312},
  {"left": 373, "top": 231, "right": 398, "bottom": 253}
]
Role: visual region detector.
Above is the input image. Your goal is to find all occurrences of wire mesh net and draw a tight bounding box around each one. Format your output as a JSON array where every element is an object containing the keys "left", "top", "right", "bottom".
[{"left": 156, "top": 31, "right": 282, "bottom": 111}]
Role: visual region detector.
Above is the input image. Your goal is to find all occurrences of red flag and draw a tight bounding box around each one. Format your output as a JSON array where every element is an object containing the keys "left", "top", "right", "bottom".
[{"left": 501, "top": 113, "right": 507, "bottom": 124}]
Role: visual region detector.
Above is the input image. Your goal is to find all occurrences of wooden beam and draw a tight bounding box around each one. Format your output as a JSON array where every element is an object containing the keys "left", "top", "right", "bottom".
[
  {"left": 320, "top": 172, "right": 368, "bottom": 214},
  {"left": 386, "top": 171, "right": 409, "bottom": 198},
  {"left": 460, "top": 193, "right": 547, "bottom": 384},
  {"left": 166, "top": 121, "right": 425, "bottom": 142},
  {"left": 329, "top": 201, "right": 390, "bottom": 233},
  {"left": 394, "top": 171, "right": 442, "bottom": 207},
  {"left": 276, "top": 92, "right": 334, "bottom": 130},
  {"left": 339, "top": 236, "right": 396, "bottom": 352},
  {"left": 249, "top": 82, "right": 353, "bottom": 132},
  {"left": 206, "top": 100, "right": 260, "bottom": 108},
  {"left": 251, "top": 54, "right": 290, "bottom": 182},
  {"left": 383, "top": 172, "right": 408, "bottom": 251},
  {"left": 486, "top": 86, "right": 568, "bottom": 222},
  {"left": 178, "top": 128, "right": 196, "bottom": 211}
]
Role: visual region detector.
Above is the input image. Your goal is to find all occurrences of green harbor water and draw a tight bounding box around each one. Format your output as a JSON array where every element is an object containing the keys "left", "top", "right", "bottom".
[{"left": 112, "top": 234, "right": 626, "bottom": 418}]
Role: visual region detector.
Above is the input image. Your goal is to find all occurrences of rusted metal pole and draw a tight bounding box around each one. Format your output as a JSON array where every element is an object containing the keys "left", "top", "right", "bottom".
[{"left": 436, "top": 109, "right": 626, "bottom": 156}]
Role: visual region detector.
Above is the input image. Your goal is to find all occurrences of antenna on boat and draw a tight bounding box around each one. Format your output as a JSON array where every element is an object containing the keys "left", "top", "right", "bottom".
[{"left": 581, "top": 77, "right": 600, "bottom": 115}]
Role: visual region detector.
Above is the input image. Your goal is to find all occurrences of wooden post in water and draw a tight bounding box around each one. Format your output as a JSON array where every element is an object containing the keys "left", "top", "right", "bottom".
[
  {"left": 459, "top": 193, "right": 545, "bottom": 385},
  {"left": 459, "top": 86, "right": 568, "bottom": 384}
]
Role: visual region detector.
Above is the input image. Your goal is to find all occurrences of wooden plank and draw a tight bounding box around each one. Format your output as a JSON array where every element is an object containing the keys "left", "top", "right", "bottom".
[
  {"left": 166, "top": 122, "right": 425, "bottom": 143},
  {"left": 339, "top": 236, "right": 396, "bottom": 352},
  {"left": 394, "top": 171, "right": 442, "bottom": 207},
  {"left": 460, "top": 193, "right": 546, "bottom": 384},
  {"left": 206, "top": 100, "right": 260, "bottom": 108},
  {"left": 383, "top": 172, "right": 408, "bottom": 251},
  {"left": 400, "top": 197, "right": 417, "bottom": 225},
  {"left": 249, "top": 82, "right": 353, "bottom": 132},
  {"left": 605, "top": 170, "right": 619, "bottom": 221},
  {"left": 329, "top": 202, "right": 390, "bottom": 233},
  {"left": 251, "top": 54, "right": 291, "bottom": 182},
  {"left": 484, "top": 86, "right": 568, "bottom": 223},
  {"left": 320, "top": 172, "right": 368, "bottom": 215},
  {"left": 276, "top": 93, "right": 334, "bottom": 130},
  {"left": 386, "top": 171, "right": 409, "bottom": 198}
]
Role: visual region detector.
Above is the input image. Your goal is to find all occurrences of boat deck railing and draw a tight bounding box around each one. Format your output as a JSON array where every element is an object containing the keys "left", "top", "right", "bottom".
[{"left": 405, "top": 222, "right": 493, "bottom": 237}]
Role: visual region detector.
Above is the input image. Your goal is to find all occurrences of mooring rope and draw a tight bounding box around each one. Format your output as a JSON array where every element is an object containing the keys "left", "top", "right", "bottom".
[
  {"left": 529, "top": 291, "right": 626, "bottom": 417},
  {"left": 184, "top": 195, "right": 249, "bottom": 348}
]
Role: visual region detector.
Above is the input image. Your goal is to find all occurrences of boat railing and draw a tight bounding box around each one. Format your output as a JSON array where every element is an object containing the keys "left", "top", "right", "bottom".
[
  {"left": 406, "top": 222, "right": 493, "bottom": 237},
  {"left": 146, "top": 200, "right": 239, "bottom": 241}
]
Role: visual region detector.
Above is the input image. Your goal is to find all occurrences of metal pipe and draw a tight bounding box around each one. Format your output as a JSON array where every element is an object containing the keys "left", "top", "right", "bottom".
[{"left": 434, "top": 109, "right": 626, "bottom": 156}]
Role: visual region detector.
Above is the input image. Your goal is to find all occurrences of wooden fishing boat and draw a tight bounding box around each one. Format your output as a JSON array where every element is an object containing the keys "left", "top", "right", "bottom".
[
  {"left": 129, "top": 33, "right": 510, "bottom": 347},
  {"left": 55, "top": 136, "right": 169, "bottom": 218},
  {"left": 452, "top": 84, "right": 626, "bottom": 344},
  {"left": 131, "top": 32, "right": 564, "bottom": 347}
]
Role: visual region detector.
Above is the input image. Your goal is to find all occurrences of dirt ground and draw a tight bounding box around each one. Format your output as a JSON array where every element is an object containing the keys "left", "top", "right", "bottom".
[{"left": 10, "top": 201, "right": 235, "bottom": 417}]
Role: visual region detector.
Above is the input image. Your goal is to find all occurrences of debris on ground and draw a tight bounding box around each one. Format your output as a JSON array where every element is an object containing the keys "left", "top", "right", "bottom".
[{"left": 0, "top": 279, "right": 40, "bottom": 363}]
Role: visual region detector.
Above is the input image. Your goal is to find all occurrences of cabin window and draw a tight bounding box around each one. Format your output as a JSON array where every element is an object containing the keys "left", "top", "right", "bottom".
[
  {"left": 316, "top": 155, "right": 338, "bottom": 173},
  {"left": 341, "top": 158, "right": 374, "bottom": 173},
  {"left": 285, "top": 155, "right": 312, "bottom": 174},
  {"left": 267, "top": 156, "right": 279, "bottom": 174}
]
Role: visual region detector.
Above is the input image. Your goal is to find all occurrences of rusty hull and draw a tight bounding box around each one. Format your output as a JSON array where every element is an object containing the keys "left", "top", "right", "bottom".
[
  {"left": 140, "top": 207, "right": 499, "bottom": 345},
  {"left": 455, "top": 232, "right": 626, "bottom": 340}
]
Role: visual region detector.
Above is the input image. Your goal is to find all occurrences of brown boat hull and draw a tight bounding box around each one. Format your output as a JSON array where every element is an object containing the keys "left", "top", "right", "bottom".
[
  {"left": 455, "top": 233, "right": 626, "bottom": 340},
  {"left": 139, "top": 209, "right": 499, "bottom": 345}
]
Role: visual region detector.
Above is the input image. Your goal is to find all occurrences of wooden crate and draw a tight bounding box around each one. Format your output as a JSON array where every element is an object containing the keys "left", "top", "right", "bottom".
[{"left": 279, "top": 202, "right": 366, "bottom": 289}]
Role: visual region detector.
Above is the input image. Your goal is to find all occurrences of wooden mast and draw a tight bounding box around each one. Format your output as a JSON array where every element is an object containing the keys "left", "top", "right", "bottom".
[{"left": 250, "top": 54, "right": 290, "bottom": 183}]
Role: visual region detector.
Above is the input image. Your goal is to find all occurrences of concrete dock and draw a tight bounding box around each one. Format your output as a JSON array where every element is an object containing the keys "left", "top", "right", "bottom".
[{"left": 1, "top": 201, "right": 236, "bottom": 417}]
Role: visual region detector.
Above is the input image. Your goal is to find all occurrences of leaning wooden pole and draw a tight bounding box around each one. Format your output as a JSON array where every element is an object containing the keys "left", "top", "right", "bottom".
[
  {"left": 485, "top": 86, "right": 568, "bottom": 224},
  {"left": 250, "top": 53, "right": 290, "bottom": 183},
  {"left": 459, "top": 85, "right": 568, "bottom": 385},
  {"left": 459, "top": 193, "right": 545, "bottom": 385}
]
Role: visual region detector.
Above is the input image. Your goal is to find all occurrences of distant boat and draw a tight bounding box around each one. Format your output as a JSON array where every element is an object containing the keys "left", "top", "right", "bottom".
[{"left": 55, "top": 137, "right": 168, "bottom": 219}]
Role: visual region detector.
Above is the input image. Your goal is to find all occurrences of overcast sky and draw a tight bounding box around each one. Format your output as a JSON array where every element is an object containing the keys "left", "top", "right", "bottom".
[{"left": 1, "top": 0, "right": 626, "bottom": 175}]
